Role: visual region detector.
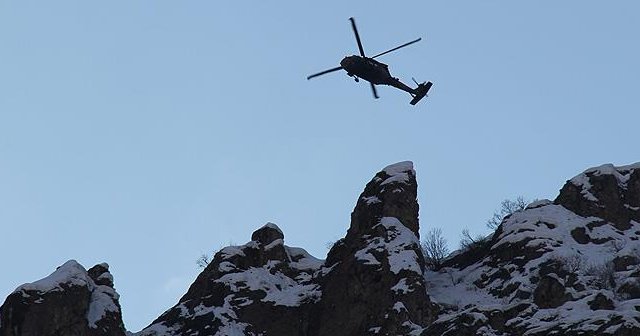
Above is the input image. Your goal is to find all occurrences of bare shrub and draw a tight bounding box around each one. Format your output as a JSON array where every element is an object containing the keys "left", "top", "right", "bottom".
[
  {"left": 486, "top": 196, "right": 529, "bottom": 230},
  {"left": 585, "top": 261, "right": 616, "bottom": 289},
  {"left": 551, "top": 253, "right": 587, "bottom": 274},
  {"left": 421, "top": 228, "right": 449, "bottom": 269},
  {"left": 459, "top": 228, "right": 488, "bottom": 250},
  {"left": 196, "top": 254, "right": 211, "bottom": 269}
]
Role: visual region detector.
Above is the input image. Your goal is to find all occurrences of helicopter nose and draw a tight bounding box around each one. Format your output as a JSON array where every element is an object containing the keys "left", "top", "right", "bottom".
[{"left": 340, "top": 57, "right": 353, "bottom": 68}]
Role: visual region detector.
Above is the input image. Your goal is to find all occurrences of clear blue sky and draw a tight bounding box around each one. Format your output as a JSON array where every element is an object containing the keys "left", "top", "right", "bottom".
[{"left": 1, "top": 1, "right": 638, "bottom": 332}]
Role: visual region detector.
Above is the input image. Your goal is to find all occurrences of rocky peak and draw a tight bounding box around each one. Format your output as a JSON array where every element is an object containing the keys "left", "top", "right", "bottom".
[
  {"left": 88, "top": 263, "right": 115, "bottom": 287},
  {"left": 141, "top": 222, "right": 323, "bottom": 335},
  {"left": 555, "top": 163, "right": 640, "bottom": 230},
  {"left": 0, "top": 260, "right": 125, "bottom": 336},
  {"left": 315, "top": 161, "right": 436, "bottom": 336},
  {"left": 251, "top": 222, "right": 285, "bottom": 246},
  {"left": 347, "top": 161, "right": 420, "bottom": 239}
]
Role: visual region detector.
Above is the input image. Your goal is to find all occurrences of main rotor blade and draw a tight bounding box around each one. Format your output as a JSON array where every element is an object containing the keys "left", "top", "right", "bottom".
[
  {"left": 371, "top": 38, "right": 422, "bottom": 59},
  {"left": 349, "top": 17, "right": 366, "bottom": 57},
  {"left": 307, "top": 66, "right": 343, "bottom": 80},
  {"left": 370, "top": 83, "right": 379, "bottom": 99}
]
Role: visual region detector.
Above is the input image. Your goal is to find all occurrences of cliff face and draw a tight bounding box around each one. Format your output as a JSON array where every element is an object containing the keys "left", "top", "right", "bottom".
[{"left": 2, "top": 161, "right": 640, "bottom": 336}]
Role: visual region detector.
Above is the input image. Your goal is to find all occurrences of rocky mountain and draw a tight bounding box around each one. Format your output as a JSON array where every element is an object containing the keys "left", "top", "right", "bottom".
[
  {"left": 425, "top": 163, "right": 640, "bottom": 335},
  {"left": 1, "top": 161, "right": 639, "bottom": 335},
  {"left": 138, "top": 161, "right": 435, "bottom": 336}
]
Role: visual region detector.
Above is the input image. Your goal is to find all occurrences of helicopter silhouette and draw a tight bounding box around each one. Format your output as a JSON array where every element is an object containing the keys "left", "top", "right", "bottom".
[{"left": 307, "top": 17, "right": 433, "bottom": 105}]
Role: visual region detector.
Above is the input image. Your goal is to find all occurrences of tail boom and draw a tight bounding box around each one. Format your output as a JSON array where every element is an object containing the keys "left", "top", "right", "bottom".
[{"left": 410, "top": 81, "right": 433, "bottom": 105}]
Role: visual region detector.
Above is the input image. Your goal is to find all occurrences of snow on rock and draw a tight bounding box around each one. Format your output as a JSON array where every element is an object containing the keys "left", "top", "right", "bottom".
[
  {"left": 139, "top": 161, "right": 435, "bottom": 336},
  {"left": 87, "top": 284, "right": 121, "bottom": 328},
  {"left": 14, "top": 260, "right": 89, "bottom": 294},
  {"left": 557, "top": 161, "right": 640, "bottom": 231},
  {"left": 381, "top": 161, "right": 414, "bottom": 186},
  {"left": 574, "top": 163, "right": 640, "bottom": 186},
  {"left": 391, "top": 278, "right": 414, "bottom": 294},
  {"left": 379, "top": 217, "right": 423, "bottom": 274},
  {"left": 11, "top": 161, "right": 640, "bottom": 336},
  {"left": 139, "top": 222, "right": 324, "bottom": 336},
  {"left": 286, "top": 246, "right": 324, "bottom": 272},
  {"left": 216, "top": 267, "right": 321, "bottom": 307},
  {"left": 425, "top": 163, "right": 640, "bottom": 335},
  {"left": 0, "top": 260, "right": 126, "bottom": 336},
  {"left": 313, "top": 161, "right": 437, "bottom": 336},
  {"left": 355, "top": 217, "right": 423, "bottom": 274},
  {"left": 383, "top": 161, "right": 414, "bottom": 176}
]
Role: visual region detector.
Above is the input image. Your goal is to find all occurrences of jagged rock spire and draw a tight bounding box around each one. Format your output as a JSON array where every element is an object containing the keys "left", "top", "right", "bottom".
[{"left": 315, "top": 161, "right": 436, "bottom": 336}]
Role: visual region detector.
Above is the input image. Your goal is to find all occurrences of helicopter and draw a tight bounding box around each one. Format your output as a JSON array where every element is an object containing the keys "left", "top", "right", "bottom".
[{"left": 307, "top": 17, "right": 433, "bottom": 105}]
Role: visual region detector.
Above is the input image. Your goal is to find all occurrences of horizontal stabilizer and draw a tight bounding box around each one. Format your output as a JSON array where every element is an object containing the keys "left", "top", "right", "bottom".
[{"left": 410, "top": 81, "right": 433, "bottom": 105}]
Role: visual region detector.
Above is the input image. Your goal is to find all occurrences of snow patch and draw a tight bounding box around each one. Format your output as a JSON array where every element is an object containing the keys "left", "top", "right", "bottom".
[
  {"left": 87, "top": 285, "right": 120, "bottom": 328},
  {"left": 393, "top": 301, "right": 407, "bottom": 312},
  {"left": 216, "top": 267, "right": 321, "bottom": 307},
  {"left": 219, "top": 246, "right": 246, "bottom": 259},
  {"left": 379, "top": 217, "right": 422, "bottom": 274},
  {"left": 14, "top": 260, "right": 89, "bottom": 294},
  {"left": 391, "top": 278, "right": 414, "bottom": 294},
  {"left": 381, "top": 161, "right": 414, "bottom": 186},
  {"left": 355, "top": 217, "right": 422, "bottom": 275},
  {"left": 286, "top": 246, "right": 324, "bottom": 271},
  {"left": 362, "top": 195, "right": 381, "bottom": 204},
  {"left": 383, "top": 161, "right": 414, "bottom": 175}
]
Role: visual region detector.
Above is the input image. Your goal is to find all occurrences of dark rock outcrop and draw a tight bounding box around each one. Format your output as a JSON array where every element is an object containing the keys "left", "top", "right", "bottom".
[
  {"left": 555, "top": 163, "right": 640, "bottom": 231},
  {"left": 588, "top": 292, "right": 615, "bottom": 310},
  {"left": 533, "top": 274, "right": 568, "bottom": 308},
  {"left": 0, "top": 260, "right": 126, "bottom": 336},
  {"left": 139, "top": 161, "right": 437, "bottom": 335},
  {"left": 311, "top": 161, "right": 437, "bottom": 336}
]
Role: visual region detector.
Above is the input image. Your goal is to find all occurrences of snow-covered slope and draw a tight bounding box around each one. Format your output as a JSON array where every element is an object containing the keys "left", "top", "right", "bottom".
[{"left": 425, "top": 163, "right": 640, "bottom": 335}]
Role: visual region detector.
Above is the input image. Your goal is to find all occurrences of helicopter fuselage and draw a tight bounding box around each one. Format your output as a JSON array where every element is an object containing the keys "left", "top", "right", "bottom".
[
  {"left": 340, "top": 56, "right": 391, "bottom": 84},
  {"left": 340, "top": 55, "right": 414, "bottom": 94}
]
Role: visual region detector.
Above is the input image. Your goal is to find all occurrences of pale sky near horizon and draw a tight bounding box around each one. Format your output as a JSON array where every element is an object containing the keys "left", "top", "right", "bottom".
[{"left": 2, "top": 1, "right": 639, "bottom": 331}]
